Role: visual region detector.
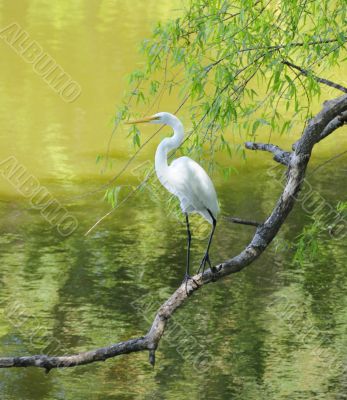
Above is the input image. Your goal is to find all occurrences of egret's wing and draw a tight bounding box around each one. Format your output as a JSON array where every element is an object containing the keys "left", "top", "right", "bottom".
[{"left": 168, "top": 157, "right": 219, "bottom": 218}]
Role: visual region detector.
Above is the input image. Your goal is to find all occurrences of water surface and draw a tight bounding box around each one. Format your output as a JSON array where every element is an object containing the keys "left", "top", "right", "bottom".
[{"left": 0, "top": 1, "right": 346, "bottom": 399}]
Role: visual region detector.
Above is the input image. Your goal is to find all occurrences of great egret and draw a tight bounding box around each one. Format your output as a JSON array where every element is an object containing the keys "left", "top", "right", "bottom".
[{"left": 126, "top": 112, "right": 219, "bottom": 282}]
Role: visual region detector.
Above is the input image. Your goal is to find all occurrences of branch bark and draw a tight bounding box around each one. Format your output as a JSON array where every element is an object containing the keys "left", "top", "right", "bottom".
[
  {"left": 1, "top": 94, "right": 347, "bottom": 372},
  {"left": 244, "top": 141, "right": 292, "bottom": 165},
  {"left": 316, "top": 110, "right": 347, "bottom": 143}
]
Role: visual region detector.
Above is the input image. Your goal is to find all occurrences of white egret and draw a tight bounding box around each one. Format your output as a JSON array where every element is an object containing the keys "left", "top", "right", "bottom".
[{"left": 126, "top": 112, "right": 219, "bottom": 281}]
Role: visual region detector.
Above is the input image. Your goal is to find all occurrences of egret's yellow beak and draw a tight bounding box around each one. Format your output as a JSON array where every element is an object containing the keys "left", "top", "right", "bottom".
[{"left": 125, "top": 115, "right": 159, "bottom": 124}]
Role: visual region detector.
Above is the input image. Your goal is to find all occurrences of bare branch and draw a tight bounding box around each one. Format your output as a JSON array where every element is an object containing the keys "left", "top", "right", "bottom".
[
  {"left": 223, "top": 216, "right": 261, "bottom": 227},
  {"left": 245, "top": 142, "right": 292, "bottom": 165},
  {"left": 282, "top": 60, "right": 347, "bottom": 94},
  {"left": 310, "top": 149, "right": 347, "bottom": 175},
  {"left": 1, "top": 94, "right": 347, "bottom": 372},
  {"left": 0, "top": 281, "right": 199, "bottom": 372},
  {"left": 316, "top": 110, "right": 347, "bottom": 143}
]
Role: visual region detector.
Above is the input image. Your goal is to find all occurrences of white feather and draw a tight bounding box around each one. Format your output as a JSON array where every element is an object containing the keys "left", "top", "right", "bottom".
[{"left": 151, "top": 112, "right": 219, "bottom": 224}]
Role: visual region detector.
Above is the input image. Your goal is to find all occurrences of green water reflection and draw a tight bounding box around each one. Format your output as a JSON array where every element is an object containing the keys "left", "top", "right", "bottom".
[{"left": 0, "top": 1, "right": 346, "bottom": 399}]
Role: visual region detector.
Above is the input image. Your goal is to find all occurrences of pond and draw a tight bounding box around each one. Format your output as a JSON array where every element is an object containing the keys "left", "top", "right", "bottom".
[{"left": 0, "top": 1, "right": 346, "bottom": 399}]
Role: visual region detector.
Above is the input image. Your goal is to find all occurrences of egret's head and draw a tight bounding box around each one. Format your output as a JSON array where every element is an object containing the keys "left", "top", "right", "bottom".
[{"left": 126, "top": 112, "right": 177, "bottom": 126}]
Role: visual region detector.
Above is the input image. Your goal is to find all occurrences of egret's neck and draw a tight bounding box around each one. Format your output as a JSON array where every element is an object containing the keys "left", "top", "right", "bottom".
[{"left": 155, "top": 117, "right": 184, "bottom": 183}]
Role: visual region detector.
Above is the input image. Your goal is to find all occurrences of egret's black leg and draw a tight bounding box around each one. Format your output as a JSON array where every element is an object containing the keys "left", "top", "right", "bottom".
[
  {"left": 185, "top": 213, "right": 192, "bottom": 278},
  {"left": 183, "top": 213, "right": 197, "bottom": 293},
  {"left": 198, "top": 210, "right": 217, "bottom": 274}
]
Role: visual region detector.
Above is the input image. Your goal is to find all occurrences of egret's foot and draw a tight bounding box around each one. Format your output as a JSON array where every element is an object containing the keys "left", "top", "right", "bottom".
[
  {"left": 210, "top": 266, "right": 218, "bottom": 281},
  {"left": 197, "top": 253, "right": 212, "bottom": 275},
  {"left": 182, "top": 273, "right": 198, "bottom": 285},
  {"left": 182, "top": 273, "right": 198, "bottom": 294}
]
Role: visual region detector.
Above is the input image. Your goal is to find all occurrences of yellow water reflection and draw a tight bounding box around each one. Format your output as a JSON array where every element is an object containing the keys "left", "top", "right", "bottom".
[
  {"left": 0, "top": 0, "right": 345, "bottom": 200},
  {"left": 0, "top": 0, "right": 181, "bottom": 196}
]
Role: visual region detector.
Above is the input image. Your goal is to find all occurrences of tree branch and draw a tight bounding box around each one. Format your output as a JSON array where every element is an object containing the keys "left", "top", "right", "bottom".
[
  {"left": 316, "top": 110, "right": 347, "bottom": 143},
  {"left": 237, "top": 36, "right": 347, "bottom": 54},
  {"left": 1, "top": 94, "right": 347, "bottom": 372},
  {"left": 282, "top": 60, "right": 347, "bottom": 94},
  {"left": 222, "top": 216, "right": 261, "bottom": 227},
  {"left": 245, "top": 142, "right": 292, "bottom": 165}
]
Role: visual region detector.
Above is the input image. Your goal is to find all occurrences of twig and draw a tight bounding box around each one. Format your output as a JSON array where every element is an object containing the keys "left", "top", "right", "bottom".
[
  {"left": 238, "top": 36, "right": 347, "bottom": 54},
  {"left": 223, "top": 216, "right": 261, "bottom": 227},
  {"left": 282, "top": 60, "right": 347, "bottom": 94}
]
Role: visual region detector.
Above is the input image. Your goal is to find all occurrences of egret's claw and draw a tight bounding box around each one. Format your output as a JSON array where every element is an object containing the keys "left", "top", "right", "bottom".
[
  {"left": 197, "top": 253, "right": 212, "bottom": 275},
  {"left": 183, "top": 273, "right": 198, "bottom": 294}
]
